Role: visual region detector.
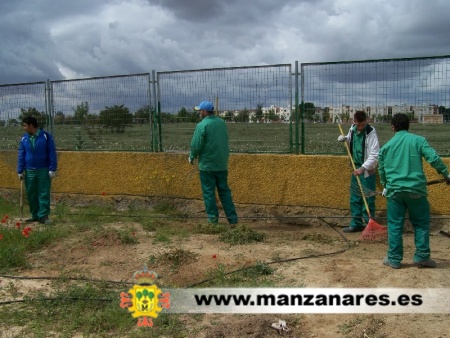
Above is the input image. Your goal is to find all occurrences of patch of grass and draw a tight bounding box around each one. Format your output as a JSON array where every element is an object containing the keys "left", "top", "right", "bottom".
[
  {"left": 152, "top": 248, "right": 199, "bottom": 270},
  {"left": 151, "top": 222, "right": 191, "bottom": 243},
  {"left": 86, "top": 226, "right": 139, "bottom": 247},
  {"left": 270, "top": 252, "right": 283, "bottom": 262},
  {"left": 241, "top": 261, "right": 274, "bottom": 277},
  {"left": 1, "top": 281, "right": 190, "bottom": 338},
  {"left": 0, "top": 224, "right": 69, "bottom": 272},
  {"left": 0, "top": 194, "right": 20, "bottom": 218},
  {"left": 338, "top": 315, "right": 386, "bottom": 338},
  {"left": 204, "top": 261, "right": 277, "bottom": 287},
  {"left": 153, "top": 228, "right": 172, "bottom": 243},
  {"left": 0, "top": 283, "right": 134, "bottom": 337},
  {"left": 141, "top": 218, "right": 158, "bottom": 232},
  {"left": 153, "top": 200, "right": 188, "bottom": 219},
  {"left": 205, "top": 263, "right": 228, "bottom": 286},
  {"left": 219, "top": 224, "right": 266, "bottom": 245}
]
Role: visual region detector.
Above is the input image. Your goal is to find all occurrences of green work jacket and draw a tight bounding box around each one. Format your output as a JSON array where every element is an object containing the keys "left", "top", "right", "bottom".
[
  {"left": 189, "top": 115, "right": 230, "bottom": 171},
  {"left": 378, "top": 130, "right": 449, "bottom": 197}
]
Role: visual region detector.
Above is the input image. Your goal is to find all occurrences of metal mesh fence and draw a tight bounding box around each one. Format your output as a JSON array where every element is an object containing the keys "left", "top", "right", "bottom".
[
  {"left": 0, "top": 82, "right": 47, "bottom": 149},
  {"left": 300, "top": 56, "right": 450, "bottom": 155},
  {"left": 51, "top": 74, "right": 153, "bottom": 151},
  {"left": 157, "top": 65, "right": 292, "bottom": 153},
  {"left": 1, "top": 56, "right": 449, "bottom": 155}
]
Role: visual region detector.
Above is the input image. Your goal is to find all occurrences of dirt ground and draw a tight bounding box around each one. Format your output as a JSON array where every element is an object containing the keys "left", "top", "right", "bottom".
[{"left": 1, "top": 194, "right": 450, "bottom": 337}]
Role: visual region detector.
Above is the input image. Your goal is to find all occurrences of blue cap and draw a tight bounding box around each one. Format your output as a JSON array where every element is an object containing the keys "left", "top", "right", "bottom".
[{"left": 195, "top": 101, "right": 214, "bottom": 112}]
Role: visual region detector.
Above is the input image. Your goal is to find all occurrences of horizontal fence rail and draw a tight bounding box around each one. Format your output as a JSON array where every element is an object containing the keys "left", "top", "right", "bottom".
[{"left": 1, "top": 56, "right": 449, "bottom": 155}]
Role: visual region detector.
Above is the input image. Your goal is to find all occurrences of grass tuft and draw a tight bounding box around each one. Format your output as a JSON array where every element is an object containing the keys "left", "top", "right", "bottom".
[{"left": 219, "top": 224, "right": 266, "bottom": 245}]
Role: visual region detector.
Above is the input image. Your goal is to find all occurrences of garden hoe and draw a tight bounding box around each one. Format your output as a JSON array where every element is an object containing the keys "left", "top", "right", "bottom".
[
  {"left": 351, "top": 178, "right": 448, "bottom": 197},
  {"left": 338, "top": 124, "right": 387, "bottom": 240},
  {"left": 20, "top": 178, "right": 24, "bottom": 221}
]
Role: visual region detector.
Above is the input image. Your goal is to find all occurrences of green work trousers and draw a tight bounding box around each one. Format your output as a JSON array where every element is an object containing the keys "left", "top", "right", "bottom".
[
  {"left": 199, "top": 170, "right": 238, "bottom": 224},
  {"left": 349, "top": 174, "right": 376, "bottom": 228},
  {"left": 386, "top": 192, "right": 430, "bottom": 265},
  {"left": 25, "top": 168, "right": 51, "bottom": 220}
]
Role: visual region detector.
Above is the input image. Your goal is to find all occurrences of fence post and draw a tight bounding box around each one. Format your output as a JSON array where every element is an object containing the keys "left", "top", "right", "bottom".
[
  {"left": 300, "top": 63, "right": 305, "bottom": 154},
  {"left": 151, "top": 70, "right": 159, "bottom": 152},
  {"left": 294, "top": 61, "right": 300, "bottom": 155},
  {"left": 45, "top": 79, "right": 54, "bottom": 135}
]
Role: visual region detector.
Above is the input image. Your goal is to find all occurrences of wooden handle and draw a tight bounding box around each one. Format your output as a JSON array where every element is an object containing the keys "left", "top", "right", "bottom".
[
  {"left": 426, "top": 178, "right": 446, "bottom": 185},
  {"left": 20, "top": 179, "right": 24, "bottom": 220}
]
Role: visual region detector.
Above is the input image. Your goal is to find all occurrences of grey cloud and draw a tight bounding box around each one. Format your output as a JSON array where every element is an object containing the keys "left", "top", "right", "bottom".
[{"left": 1, "top": 0, "right": 450, "bottom": 86}]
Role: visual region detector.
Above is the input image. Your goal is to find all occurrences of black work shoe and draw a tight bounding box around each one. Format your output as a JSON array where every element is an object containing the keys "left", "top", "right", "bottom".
[
  {"left": 343, "top": 226, "right": 364, "bottom": 233},
  {"left": 38, "top": 216, "right": 52, "bottom": 225},
  {"left": 25, "top": 218, "right": 38, "bottom": 223},
  {"left": 383, "top": 257, "right": 401, "bottom": 269},
  {"left": 414, "top": 259, "right": 437, "bottom": 268}
]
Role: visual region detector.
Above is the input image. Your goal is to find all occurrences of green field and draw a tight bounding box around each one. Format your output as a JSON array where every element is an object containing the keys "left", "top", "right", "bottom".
[{"left": 1, "top": 122, "right": 449, "bottom": 155}]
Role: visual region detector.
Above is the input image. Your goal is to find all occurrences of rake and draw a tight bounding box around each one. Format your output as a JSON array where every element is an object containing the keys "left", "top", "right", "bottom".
[
  {"left": 338, "top": 124, "right": 387, "bottom": 241},
  {"left": 351, "top": 178, "right": 448, "bottom": 197}
]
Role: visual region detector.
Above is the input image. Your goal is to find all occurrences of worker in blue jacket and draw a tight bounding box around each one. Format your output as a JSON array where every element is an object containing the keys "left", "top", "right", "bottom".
[{"left": 17, "top": 116, "right": 57, "bottom": 224}]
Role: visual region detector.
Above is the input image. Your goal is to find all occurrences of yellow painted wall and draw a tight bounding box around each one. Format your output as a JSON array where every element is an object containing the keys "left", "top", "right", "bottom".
[{"left": 1, "top": 151, "right": 449, "bottom": 213}]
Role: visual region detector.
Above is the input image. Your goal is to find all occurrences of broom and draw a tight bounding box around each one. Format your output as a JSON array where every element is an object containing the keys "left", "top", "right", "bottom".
[{"left": 338, "top": 124, "right": 387, "bottom": 240}]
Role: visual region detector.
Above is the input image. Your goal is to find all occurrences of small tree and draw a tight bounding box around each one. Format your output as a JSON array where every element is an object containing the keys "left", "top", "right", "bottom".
[
  {"left": 160, "top": 112, "right": 175, "bottom": 123},
  {"left": 303, "top": 102, "right": 315, "bottom": 122},
  {"left": 73, "top": 102, "right": 89, "bottom": 125},
  {"left": 255, "top": 104, "right": 263, "bottom": 122},
  {"left": 177, "top": 107, "right": 200, "bottom": 123},
  {"left": 236, "top": 109, "right": 249, "bottom": 123},
  {"left": 224, "top": 111, "right": 234, "bottom": 122},
  {"left": 134, "top": 105, "right": 153, "bottom": 124},
  {"left": 99, "top": 104, "right": 132, "bottom": 133},
  {"left": 19, "top": 107, "right": 48, "bottom": 128},
  {"left": 54, "top": 111, "right": 66, "bottom": 125}
]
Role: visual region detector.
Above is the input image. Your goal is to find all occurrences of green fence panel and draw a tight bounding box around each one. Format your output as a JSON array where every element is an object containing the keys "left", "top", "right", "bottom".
[{"left": 300, "top": 55, "right": 450, "bottom": 155}]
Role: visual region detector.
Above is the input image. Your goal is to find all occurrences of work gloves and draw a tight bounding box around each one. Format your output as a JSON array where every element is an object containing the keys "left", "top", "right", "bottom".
[
  {"left": 337, "top": 135, "right": 347, "bottom": 142},
  {"left": 188, "top": 157, "right": 194, "bottom": 165},
  {"left": 18, "top": 173, "right": 23, "bottom": 180}
]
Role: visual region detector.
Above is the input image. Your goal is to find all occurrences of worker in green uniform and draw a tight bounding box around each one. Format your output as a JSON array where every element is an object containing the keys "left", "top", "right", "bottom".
[
  {"left": 379, "top": 113, "right": 450, "bottom": 269},
  {"left": 189, "top": 101, "right": 238, "bottom": 226},
  {"left": 17, "top": 116, "right": 57, "bottom": 224},
  {"left": 338, "top": 111, "right": 380, "bottom": 232}
]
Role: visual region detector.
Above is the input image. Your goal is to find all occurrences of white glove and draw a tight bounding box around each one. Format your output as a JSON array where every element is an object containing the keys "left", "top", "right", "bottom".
[
  {"left": 188, "top": 157, "right": 194, "bottom": 165},
  {"left": 49, "top": 171, "right": 56, "bottom": 179},
  {"left": 337, "top": 135, "right": 347, "bottom": 142},
  {"left": 18, "top": 173, "right": 24, "bottom": 180},
  {"left": 382, "top": 188, "right": 387, "bottom": 197}
]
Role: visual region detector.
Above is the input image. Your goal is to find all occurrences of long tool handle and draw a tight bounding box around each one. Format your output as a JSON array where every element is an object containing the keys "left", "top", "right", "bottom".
[
  {"left": 427, "top": 178, "right": 446, "bottom": 185},
  {"left": 20, "top": 179, "right": 24, "bottom": 221},
  {"left": 338, "top": 124, "right": 372, "bottom": 218}
]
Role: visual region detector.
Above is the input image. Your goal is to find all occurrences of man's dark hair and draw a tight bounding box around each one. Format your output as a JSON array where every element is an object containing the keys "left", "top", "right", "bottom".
[
  {"left": 353, "top": 111, "right": 367, "bottom": 122},
  {"left": 391, "top": 113, "right": 409, "bottom": 131},
  {"left": 22, "top": 116, "right": 38, "bottom": 128}
]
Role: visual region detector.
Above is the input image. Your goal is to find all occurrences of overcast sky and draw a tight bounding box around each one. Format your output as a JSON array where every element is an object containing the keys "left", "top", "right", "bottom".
[{"left": 2, "top": 0, "right": 450, "bottom": 86}]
